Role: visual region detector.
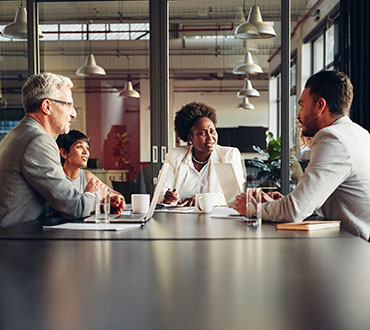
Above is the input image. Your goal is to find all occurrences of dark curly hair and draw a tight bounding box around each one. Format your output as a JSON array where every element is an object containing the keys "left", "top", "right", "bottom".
[{"left": 174, "top": 102, "right": 217, "bottom": 142}]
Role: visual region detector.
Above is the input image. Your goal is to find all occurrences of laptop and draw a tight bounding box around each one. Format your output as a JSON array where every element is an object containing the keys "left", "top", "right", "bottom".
[
  {"left": 86, "top": 163, "right": 169, "bottom": 224},
  {"left": 213, "top": 163, "right": 243, "bottom": 207}
]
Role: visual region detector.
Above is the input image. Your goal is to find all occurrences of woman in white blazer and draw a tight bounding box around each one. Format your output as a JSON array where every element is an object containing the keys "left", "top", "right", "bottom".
[{"left": 161, "top": 102, "right": 245, "bottom": 206}]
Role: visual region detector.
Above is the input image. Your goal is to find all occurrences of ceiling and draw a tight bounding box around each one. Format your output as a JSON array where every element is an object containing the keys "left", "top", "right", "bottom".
[{"left": 0, "top": 1, "right": 324, "bottom": 86}]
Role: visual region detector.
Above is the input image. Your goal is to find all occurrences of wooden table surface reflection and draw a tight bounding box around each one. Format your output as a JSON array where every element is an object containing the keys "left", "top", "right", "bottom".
[{"left": 0, "top": 212, "right": 369, "bottom": 330}]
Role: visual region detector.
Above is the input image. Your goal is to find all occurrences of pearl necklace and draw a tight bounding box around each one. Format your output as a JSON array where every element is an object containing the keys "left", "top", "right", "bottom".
[{"left": 192, "top": 154, "right": 209, "bottom": 165}]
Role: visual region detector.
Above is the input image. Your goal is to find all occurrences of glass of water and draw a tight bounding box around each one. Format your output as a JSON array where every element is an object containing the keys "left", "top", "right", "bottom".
[
  {"left": 244, "top": 187, "right": 262, "bottom": 225},
  {"left": 95, "top": 187, "right": 111, "bottom": 224}
]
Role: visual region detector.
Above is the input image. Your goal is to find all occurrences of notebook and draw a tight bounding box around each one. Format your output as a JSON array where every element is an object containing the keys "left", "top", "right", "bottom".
[
  {"left": 213, "top": 163, "right": 242, "bottom": 208},
  {"left": 86, "top": 163, "right": 169, "bottom": 224},
  {"left": 275, "top": 221, "right": 341, "bottom": 231}
]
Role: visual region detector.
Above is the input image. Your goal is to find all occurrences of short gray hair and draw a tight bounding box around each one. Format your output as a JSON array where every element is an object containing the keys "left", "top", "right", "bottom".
[{"left": 22, "top": 72, "right": 73, "bottom": 113}]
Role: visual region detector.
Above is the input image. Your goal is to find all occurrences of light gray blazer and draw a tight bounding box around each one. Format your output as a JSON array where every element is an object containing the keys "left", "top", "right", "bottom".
[
  {"left": 0, "top": 116, "right": 95, "bottom": 227},
  {"left": 263, "top": 116, "right": 370, "bottom": 240}
]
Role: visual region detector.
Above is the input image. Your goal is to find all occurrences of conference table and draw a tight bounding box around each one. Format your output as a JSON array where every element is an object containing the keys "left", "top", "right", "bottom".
[{"left": 0, "top": 211, "right": 370, "bottom": 330}]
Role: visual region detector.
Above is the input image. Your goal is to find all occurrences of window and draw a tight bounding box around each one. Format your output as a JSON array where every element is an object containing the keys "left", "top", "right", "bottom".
[{"left": 312, "top": 22, "right": 337, "bottom": 73}]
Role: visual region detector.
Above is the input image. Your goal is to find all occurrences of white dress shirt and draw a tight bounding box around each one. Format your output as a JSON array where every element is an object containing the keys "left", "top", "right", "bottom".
[{"left": 161, "top": 145, "right": 245, "bottom": 206}]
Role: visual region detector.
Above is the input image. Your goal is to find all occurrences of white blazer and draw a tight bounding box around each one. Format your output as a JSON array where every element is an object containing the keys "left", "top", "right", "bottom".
[{"left": 160, "top": 145, "right": 245, "bottom": 205}]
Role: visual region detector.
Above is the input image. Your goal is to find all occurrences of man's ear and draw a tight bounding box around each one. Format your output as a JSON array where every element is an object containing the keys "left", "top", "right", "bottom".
[
  {"left": 40, "top": 99, "right": 52, "bottom": 115},
  {"left": 60, "top": 148, "right": 68, "bottom": 160},
  {"left": 317, "top": 97, "right": 327, "bottom": 114}
]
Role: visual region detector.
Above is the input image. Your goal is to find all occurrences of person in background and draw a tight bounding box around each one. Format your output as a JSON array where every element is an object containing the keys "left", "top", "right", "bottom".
[
  {"left": 234, "top": 70, "right": 370, "bottom": 240},
  {"left": 0, "top": 73, "right": 113, "bottom": 227},
  {"left": 56, "top": 130, "right": 124, "bottom": 210},
  {"left": 161, "top": 102, "right": 245, "bottom": 206}
]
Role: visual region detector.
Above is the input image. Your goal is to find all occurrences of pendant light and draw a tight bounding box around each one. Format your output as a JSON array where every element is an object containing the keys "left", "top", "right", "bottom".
[
  {"left": 247, "top": 4, "right": 276, "bottom": 39},
  {"left": 119, "top": 80, "right": 140, "bottom": 98},
  {"left": 237, "top": 78, "right": 260, "bottom": 97},
  {"left": 118, "top": 56, "right": 140, "bottom": 98},
  {"left": 237, "top": 97, "right": 254, "bottom": 110},
  {"left": 76, "top": 54, "right": 106, "bottom": 77},
  {"left": 2, "top": 1, "right": 43, "bottom": 39},
  {"left": 234, "top": 5, "right": 258, "bottom": 39},
  {"left": 233, "top": 51, "right": 263, "bottom": 75}
]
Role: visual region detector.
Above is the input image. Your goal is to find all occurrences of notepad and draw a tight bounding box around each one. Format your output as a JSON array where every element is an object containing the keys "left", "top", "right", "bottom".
[{"left": 275, "top": 221, "right": 341, "bottom": 231}]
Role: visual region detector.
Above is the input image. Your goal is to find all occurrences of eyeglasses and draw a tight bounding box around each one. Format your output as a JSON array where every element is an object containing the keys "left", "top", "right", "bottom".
[{"left": 43, "top": 98, "right": 75, "bottom": 111}]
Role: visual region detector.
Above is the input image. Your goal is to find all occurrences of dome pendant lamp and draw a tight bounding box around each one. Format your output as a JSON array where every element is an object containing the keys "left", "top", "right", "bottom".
[
  {"left": 234, "top": 5, "right": 259, "bottom": 39},
  {"left": 233, "top": 51, "right": 263, "bottom": 75},
  {"left": 76, "top": 54, "right": 106, "bottom": 77},
  {"left": 237, "top": 78, "right": 260, "bottom": 97},
  {"left": 237, "top": 97, "right": 255, "bottom": 110},
  {"left": 118, "top": 55, "right": 140, "bottom": 98},
  {"left": 118, "top": 80, "right": 140, "bottom": 98},
  {"left": 247, "top": 4, "right": 276, "bottom": 39},
  {"left": 2, "top": 1, "right": 43, "bottom": 39}
]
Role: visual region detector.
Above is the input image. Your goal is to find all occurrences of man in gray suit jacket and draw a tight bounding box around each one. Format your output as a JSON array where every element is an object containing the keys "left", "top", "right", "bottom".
[
  {"left": 0, "top": 73, "right": 122, "bottom": 227},
  {"left": 234, "top": 71, "right": 370, "bottom": 240}
]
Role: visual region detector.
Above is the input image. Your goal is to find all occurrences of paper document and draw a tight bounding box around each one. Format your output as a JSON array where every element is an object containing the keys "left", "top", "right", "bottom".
[
  {"left": 155, "top": 206, "right": 197, "bottom": 214},
  {"left": 43, "top": 222, "right": 142, "bottom": 231},
  {"left": 210, "top": 207, "right": 246, "bottom": 219}
]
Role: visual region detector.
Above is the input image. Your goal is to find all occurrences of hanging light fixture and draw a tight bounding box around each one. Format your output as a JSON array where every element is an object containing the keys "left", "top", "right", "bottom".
[
  {"left": 237, "top": 97, "right": 255, "bottom": 110},
  {"left": 76, "top": 54, "right": 106, "bottom": 76},
  {"left": 237, "top": 78, "right": 260, "bottom": 97},
  {"left": 234, "top": 1, "right": 276, "bottom": 39},
  {"left": 234, "top": 5, "right": 258, "bottom": 39},
  {"left": 119, "top": 80, "right": 140, "bottom": 98},
  {"left": 247, "top": 4, "right": 276, "bottom": 39},
  {"left": 233, "top": 51, "right": 263, "bottom": 75},
  {"left": 118, "top": 56, "right": 140, "bottom": 98},
  {"left": 2, "top": 1, "right": 43, "bottom": 39}
]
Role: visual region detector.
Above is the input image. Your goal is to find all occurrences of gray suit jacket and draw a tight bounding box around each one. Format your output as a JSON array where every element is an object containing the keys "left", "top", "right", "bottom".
[
  {"left": 0, "top": 116, "right": 95, "bottom": 227},
  {"left": 263, "top": 116, "right": 370, "bottom": 240}
]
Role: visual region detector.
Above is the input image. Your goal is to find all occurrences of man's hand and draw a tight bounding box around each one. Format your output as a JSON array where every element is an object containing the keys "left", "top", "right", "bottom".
[
  {"left": 110, "top": 194, "right": 125, "bottom": 214},
  {"left": 261, "top": 191, "right": 283, "bottom": 202},
  {"left": 84, "top": 178, "right": 99, "bottom": 194},
  {"left": 232, "top": 193, "right": 246, "bottom": 216}
]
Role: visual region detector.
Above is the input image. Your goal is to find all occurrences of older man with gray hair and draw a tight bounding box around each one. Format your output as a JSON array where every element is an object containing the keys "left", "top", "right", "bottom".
[{"left": 0, "top": 72, "right": 123, "bottom": 227}]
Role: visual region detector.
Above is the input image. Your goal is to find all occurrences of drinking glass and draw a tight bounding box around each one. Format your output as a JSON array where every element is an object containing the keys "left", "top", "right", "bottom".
[{"left": 95, "top": 187, "right": 111, "bottom": 224}]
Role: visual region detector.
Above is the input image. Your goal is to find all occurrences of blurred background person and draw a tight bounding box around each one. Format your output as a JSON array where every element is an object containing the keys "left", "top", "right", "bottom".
[{"left": 161, "top": 102, "right": 245, "bottom": 206}]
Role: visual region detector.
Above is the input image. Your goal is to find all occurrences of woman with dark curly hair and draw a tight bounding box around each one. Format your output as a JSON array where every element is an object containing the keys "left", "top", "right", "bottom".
[{"left": 161, "top": 102, "right": 245, "bottom": 206}]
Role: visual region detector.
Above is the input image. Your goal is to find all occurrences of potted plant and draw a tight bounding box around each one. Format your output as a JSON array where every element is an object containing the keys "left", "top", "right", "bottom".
[{"left": 245, "top": 131, "right": 282, "bottom": 189}]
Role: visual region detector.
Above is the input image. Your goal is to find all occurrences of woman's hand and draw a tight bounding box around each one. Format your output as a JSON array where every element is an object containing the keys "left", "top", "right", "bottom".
[
  {"left": 178, "top": 196, "right": 195, "bottom": 207},
  {"left": 163, "top": 189, "right": 180, "bottom": 206}
]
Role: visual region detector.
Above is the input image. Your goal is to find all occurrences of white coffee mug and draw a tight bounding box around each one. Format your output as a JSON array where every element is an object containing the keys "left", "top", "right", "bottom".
[
  {"left": 132, "top": 194, "right": 150, "bottom": 214},
  {"left": 195, "top": 193, "right": 214, "bottom": 213}
]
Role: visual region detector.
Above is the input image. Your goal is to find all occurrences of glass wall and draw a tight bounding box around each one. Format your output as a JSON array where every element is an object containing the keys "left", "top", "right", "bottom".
[{"left": 0, "top": 1, "right": 28, "bottom": 140}]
